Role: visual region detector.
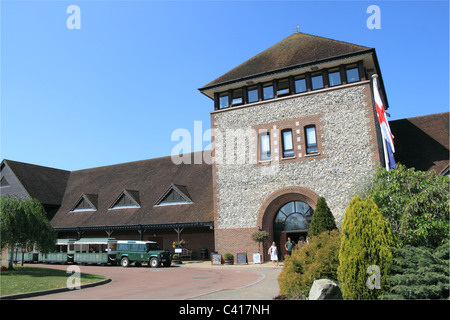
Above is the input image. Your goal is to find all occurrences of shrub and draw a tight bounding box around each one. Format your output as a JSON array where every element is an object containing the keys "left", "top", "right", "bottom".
[
  {"left": 368, "top": 164, "right": 449, "bottom": 248},
  {"left": 338, "top": 196, "right": 396, "bottom": 299},
  {"left": 224, "top": 253, "right": 234, "bottom": 260},
  {"left": 308, "top": 197, "right": 337, "bottom": 236},
  {"left": 382, "top": 241, "right": 449, "bottom": 299},
  {"left": 278, "top": 229, "right": 341, "bottom": 299}
]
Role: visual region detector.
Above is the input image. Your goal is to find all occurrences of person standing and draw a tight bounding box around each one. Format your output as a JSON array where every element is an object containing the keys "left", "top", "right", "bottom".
[
  {"left": 285, "top": 237, "right": 296, "bottom": 256},
  {"left": 268, "top": 242, "right": 279, "bottom": 266}
]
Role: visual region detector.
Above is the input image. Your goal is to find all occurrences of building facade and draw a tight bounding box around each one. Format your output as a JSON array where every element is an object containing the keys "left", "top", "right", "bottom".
[
  {"left": 2, "top": 32, "right": 448, "bottom": 263},
  {"left": 199, "top": 32, "right": 387, "bottom": 259}
]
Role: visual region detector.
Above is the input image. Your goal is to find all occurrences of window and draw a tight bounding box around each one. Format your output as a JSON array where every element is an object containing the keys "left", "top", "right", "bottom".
[
  {"left": 109, "top": 190, "right": 140, "bottom": 209},
  {"left": 247, "top": 86, "right": 258, "bottom": 103},
  {"left": 219, "top": 93, "right": 229, "bottom": 109},
  {"left": 263, "top": 83, "right": 274, "bottom": 100},
  {"left": 311, "top": 73, "right": 324, "bottom": 90},
  {"left": 277, "top": 79, "right": 289, "bottom": 96},
  {"left": 305, "top": 126, "right": 318, "bottom": 154},
  {"left": 281, "top": 129, "right": 294, "bottom": 158},
  {"left": 259, "top": 132, "right": 271, "bottom": 160},
  {"left": 71, "top": 194, "right": 97, "bottom": 212},
  {"left": 328, "top": 69, "right": 341, "bottom": 87},
  {"left": 346, "top": 67, "right": 360, "bottom": 83},
  {"left": 231, "top": 89, "right": 243, "bottom": 105},
  {"left": 0, "top": 176, "right": 10, "bottom": 188},
  {"left": 294, "top": 77, "right": 306, "bottom": 93},
  {"left": 155, "top": 185, "right": 192, "bottom": 206}
]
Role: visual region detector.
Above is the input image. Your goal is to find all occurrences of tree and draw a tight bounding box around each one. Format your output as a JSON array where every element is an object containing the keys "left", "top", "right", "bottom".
[
  {"left": 278, "top": 229, "right": 341, "bottom": 299},
  {"left": 308, "top": 197, "right": 337, "bottom": 237},
  {"left": 338, "top": 196, "right": 396, "bottom": 299},
  {"left": 1, "top": 197, "right": 56, "bottom": 270},
  {"left": 368, "top": 164, "right": 449, "bottom": 248},
  {"left": 250, "top": 230, "right": 268, "bottom": 253},
  {"left": 382, "top": 241, "right": 449, "bottom": 299}
]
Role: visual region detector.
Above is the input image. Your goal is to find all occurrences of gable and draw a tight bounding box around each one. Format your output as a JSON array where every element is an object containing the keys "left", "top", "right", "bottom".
[
  {"left": 71, "top": 194, "right": 97, "bottom": 212},
  {"left": 109, "top": 190, "right": 140, "bottom": 209},
  {"left": 155, "top": 185, "right": 192, "bottom": 206}
]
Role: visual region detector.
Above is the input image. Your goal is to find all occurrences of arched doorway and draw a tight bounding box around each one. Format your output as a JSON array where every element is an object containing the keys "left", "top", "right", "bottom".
[
  {"left": 256, "top": 186, "right": 320, "bottom": 261},
  {"left": 274, "top": 201, "right": 314, "bottom": 259}
]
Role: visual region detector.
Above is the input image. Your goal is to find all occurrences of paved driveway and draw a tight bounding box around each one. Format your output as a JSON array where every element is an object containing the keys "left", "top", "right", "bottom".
[{"left": 24, "top": 262, "right": 280, "bottom": 300}]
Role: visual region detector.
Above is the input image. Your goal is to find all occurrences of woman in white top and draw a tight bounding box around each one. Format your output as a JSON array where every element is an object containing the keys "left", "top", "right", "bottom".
[{"left": 268, "top": 242, "right": 279, "bottom": 266}]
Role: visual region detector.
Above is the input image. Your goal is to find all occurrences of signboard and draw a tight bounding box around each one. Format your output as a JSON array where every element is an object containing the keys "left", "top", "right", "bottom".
[
  {"left": 211, "top": 253, "right": 221, "bottom": 265},
  {"left": 236, "top": 252, "right": 247, "bottom": 265},
  {"left": 174, "top": 248, "right": 182, "bottom": 254},
  {"left": 253, "top": 253, "right": 261, "bottom": 264}
]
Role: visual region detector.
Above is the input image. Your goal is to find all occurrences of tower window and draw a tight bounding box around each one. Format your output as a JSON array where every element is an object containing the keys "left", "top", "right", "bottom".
[
  {"left": 232, "top": 89, "right": 243, "bottom": 105},
  {"left": 294, "top": 77, "right": 306, "bottom": 93},
  {"left": 328, "top": 69, "right": 341, "bottom": 87},
  {"left": 259, "top": 132, "right": 271, "bottom": 160},
  {"left": 311, "top": 73, "right": 324, "bottom": 90},
  {"left": 247, "top": 86, "right": 258, "bottom": 103},
  {"left": 263, "top": 83, "right": 274, "bottom": 100},
  {"left": 305, "top": 125, "right": 318, "bottom": 154},
  {"left": 277, "top": 79, "right": 289, "bottom": 96},
  {"left": 219, "top": 93, "right": 229, "bottom": 109},
  {"left": 281, "top": 129, "right": 294, "bottom": 158},
  {"left": 346, "top": 67, "right": 360, "bottom": 83}
]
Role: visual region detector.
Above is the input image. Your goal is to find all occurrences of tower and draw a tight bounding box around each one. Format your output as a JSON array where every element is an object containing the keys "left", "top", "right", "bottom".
[{"left": 199, "top": 32, "right": 388, "bottom": 260}]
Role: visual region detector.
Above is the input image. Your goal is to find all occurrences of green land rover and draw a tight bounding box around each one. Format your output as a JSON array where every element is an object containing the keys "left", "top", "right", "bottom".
[{"left": 116, "top": 240, "right": 171, "bottom": 268}]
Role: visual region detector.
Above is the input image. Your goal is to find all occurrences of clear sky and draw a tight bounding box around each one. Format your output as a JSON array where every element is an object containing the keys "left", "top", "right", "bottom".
[{"left": 1, "top": 0, "right": 448, "bottom": 171}]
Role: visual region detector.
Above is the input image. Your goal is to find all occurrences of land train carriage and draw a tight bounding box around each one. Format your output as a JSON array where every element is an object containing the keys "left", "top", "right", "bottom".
[
  {"left": 39, "top": 239, "right": 76, "bottom": 263},
  {"left": 73, "top": 238, "right": 117, "bottom": 265}
]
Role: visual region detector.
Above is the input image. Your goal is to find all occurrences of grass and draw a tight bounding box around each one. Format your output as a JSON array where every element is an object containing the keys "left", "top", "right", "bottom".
[{"left": 0, "top": 265, "right": 107, "bottom": 297}]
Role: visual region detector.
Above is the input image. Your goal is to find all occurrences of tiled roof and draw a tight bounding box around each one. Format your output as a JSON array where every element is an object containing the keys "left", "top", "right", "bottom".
[
  {"left": 390, "top": 112, "right": 449, "bottom": 174},
  {"left": 49, "top": 153, "right": 213, "bottom": 229},
  {"left": 201, "top": 32, "right": 371, "bottom": 90}
]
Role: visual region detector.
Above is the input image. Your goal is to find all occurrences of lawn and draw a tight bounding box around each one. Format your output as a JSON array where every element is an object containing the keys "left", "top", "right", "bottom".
[{"left": 0, "top": 265, "right": 107, "bottom": 297}]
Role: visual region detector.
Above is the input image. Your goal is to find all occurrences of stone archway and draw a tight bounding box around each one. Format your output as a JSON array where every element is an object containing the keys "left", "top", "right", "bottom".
[{"left": 256, "top": 186, "right": 320, "bottom": 259}]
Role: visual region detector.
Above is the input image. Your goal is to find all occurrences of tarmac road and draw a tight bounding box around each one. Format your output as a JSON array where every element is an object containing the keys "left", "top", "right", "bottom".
[{"left": 22, "top": 261, "right": 282, "bottom": 300}]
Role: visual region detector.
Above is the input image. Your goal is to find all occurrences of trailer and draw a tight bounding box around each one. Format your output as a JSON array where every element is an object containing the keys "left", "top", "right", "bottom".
[{"left": 73, "top": 238, "right": 117, "bottom": 265}]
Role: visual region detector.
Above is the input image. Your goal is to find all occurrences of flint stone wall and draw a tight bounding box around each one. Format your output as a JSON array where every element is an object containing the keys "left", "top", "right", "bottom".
[{"left": 212, "top": 82, "right": 381, "bottom": 230}]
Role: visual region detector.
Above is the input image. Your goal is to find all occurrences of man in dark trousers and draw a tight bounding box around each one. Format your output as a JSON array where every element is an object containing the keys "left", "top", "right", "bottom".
[{"left": 285, "top": 237, "right": 296, "bottom": 256}]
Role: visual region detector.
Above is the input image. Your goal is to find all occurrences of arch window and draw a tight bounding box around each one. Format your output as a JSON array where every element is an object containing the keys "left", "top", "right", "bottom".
[{"left": 273, "top": 201, "right": 314, "bottom": 243}]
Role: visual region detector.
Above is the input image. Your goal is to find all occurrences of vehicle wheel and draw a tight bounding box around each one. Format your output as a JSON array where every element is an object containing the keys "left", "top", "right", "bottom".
[
  {"left": 149, "top": 257, "right": 160, "bottom": 268},
  {"left": 121, "top": 257, "right": 130, "bottom": 267}
]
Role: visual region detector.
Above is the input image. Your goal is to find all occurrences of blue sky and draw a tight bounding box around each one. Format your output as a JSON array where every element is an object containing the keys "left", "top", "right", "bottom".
[{"left": 1, "top": 0, "right": 448, "bottom": 171}]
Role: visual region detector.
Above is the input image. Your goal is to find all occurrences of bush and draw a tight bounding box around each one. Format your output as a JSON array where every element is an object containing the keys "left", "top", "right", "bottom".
[
  {"left": 278, "top": 229, "right": 341, "bottom": 299},
  {"left": 224, "top": 253, "right": 234, "bottom": 260},
  {"left": 308, "top": 197, "right": 337, "bottom": 236},
  {"left": 368, "top": 164, "right": 449, "bottom": 248},
  {"left": 338, "top": 196, "right": 396, "bottom": 299},
  {"left": 382, "top": 241, "right": 449, "bottom": 299}
]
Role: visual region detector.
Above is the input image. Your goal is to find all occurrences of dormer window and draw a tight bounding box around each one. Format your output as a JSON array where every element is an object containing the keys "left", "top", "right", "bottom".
[
  {"left": 155, "top": 185, "right": 193, "bottom": 206},
  {"left": 71, "top": 194, "right": 97, "bottom": 212},
  {"left": 109, "top": 190, "right": 140, "bottom": 209}
]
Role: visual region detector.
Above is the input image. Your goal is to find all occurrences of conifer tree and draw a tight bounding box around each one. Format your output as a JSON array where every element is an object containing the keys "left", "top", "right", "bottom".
[
  {"left": 338, "top": 195, "right": 396, "bottom": 299},
  {"left": 308, "top": 196, "right": 337, "bottom": 237}
]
